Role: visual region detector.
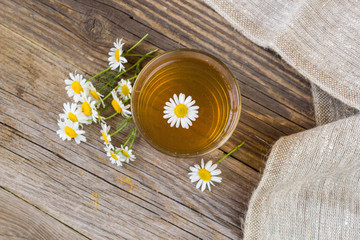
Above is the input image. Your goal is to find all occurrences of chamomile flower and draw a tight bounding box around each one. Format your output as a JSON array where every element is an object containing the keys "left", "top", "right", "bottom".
[
  {"left": 59, "top": 102, "right": 88, "bottom": 124},
  {"left": 100, "top": 123, "right": 112, "bottom": 146},
  {"left": 163, "top": 93, "right": 199, "bottom": 129},
  {"left": 104, "top": 145, "right": 123, "bottom": 166},
  {"left": 111, "top": 90, "right": 131, "bottom": 118},
  {"left": 188, "top": 159, "right": 222, "bottom": 192},
  {"left": 57, "top": 120, "right": 86, "bottom": 144},
  {"left": 117, "top": 79, "right": 132, "bottom": 100},
  {"left": 119, "top": 145, "right": 136, "bottom": 163},
  {"left": 80, "top": 94, "right": 98, "bottom": 124},
  {"left": 108, "top": 38, "right": 128, "bottom": 71},
  {"left": 88, "top": 82, "right": 104, "bottom": 107},
  {"left": 64, "top": 72, "right": 89, "bottom": 102}
]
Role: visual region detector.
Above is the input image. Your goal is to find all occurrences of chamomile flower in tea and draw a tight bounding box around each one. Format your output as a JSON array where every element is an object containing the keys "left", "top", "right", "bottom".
[
  {"left": 163, "top": 93, "right": 199, "bottom": 129},
  {"left": 108, "top": 38, "right": 127, "bottom": 71},
  {"left": 117, "top": 79, "right": 132, "bottom": 100},
  {"left": 65, "top": 72, "right": 89, "bottom": 102},
  {"left": 59, "top": 102, "right": 88, "bottom": 124},
  {"left": 111, "top": 90, "right": 131, "bottom": 118},
  {"left": 57, "top": 120, "right": 86, "bottom": 144},
  {"left": 188, "top": 159, "right": 222, "bottom": 192},
  {"left": 119, "top": 145, "right": 136, "bottom": 163}
]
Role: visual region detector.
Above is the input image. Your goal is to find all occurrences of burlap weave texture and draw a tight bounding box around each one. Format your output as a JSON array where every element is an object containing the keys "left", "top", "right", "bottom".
[{"left": 203, "top": 0, "right": 360, "bottom": 239}]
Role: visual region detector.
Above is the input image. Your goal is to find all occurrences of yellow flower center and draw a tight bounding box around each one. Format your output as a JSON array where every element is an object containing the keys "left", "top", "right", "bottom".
[
  {"left": 90, "top": 90, "right": 100, "bottom": 100},
  {"left": 102, "top": 131, "right": 109, "bottom": 143},
  {"left": 198, "top": 169, "right": 211, "bottom": 182},
  {"left": 82, "top": 101, "right": 92, "bottom": 116},
  {"left": 110, "top": 151, "right": 118, "bottom": 160},
  {"left": 71, "top": 81, "right": 83, "bottom": 94},
  {"left": 112, "top": 99, "right": 122, "bottom": 114},
  {"left": 68, "top": 112, "right": 78, "bottom": 122},
  {"left": 121, "top": 84, "right": 130, "bottom": 96},
  {"left": 64, "top": 126, "right": 77, "bottom": 138},
  {"left": 174, "top": 104, "right": 188, "bottom": 118},
  {"left": 115, "top": 49, "right": 120, "bottom": 62},
  {"left": 122, "top": 150, "right": 130, "bottom": 158}
]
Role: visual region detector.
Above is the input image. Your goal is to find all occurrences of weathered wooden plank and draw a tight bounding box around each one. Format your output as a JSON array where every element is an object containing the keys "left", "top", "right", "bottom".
[
  {"left": 0, "top": 188, "right": 88, "bottom": 240},
  {"left": 0, "top": 24, "right": 260, "bottom": 239},
  {"left": 0, "top": 0, "right": 316, "bottom": 170}
]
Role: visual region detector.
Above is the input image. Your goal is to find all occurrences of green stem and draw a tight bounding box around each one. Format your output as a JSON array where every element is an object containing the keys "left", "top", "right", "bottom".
[
  {"left": 125, "top": 34, "right": 148, "bottom": 54},
  {"left": 122, "top": 53, "right": 155, "bottom": 57},
  {"left": 99, "top": 60, "right": 136, "bottom": 92},
  {"left": 98, "top": 49, "right": 158, "bottom": 93},
  {"left": 127, "top": 75, "right": 137, "bottom": 81},
  {"left": 110, "top": 117, "right": 132, "bottom": 137},
  {"left": 104, "top": 112, "right": 118, "bottom": 120},
  {"left": 86, "top": 67, "right": 111, "bottom": 83},
  {"left": 128, "top": 127, "right": 137, "bottom": 149},
  {"left": 121, "top": 129, "right": 135, "bottom": 150},
  {"left": 216, "top": 141, "right": 245, "bottom": 165}
]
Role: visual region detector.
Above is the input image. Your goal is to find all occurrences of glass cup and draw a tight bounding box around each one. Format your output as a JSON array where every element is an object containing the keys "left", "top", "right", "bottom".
[{"left": 131, "top": 49, "right": 241, "bottom": 157}]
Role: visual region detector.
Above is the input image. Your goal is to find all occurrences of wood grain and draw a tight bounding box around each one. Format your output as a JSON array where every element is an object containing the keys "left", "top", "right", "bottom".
[
  {"left": 1, "top": 24, "right": 260, "bottom": 239},
  {"left": 0, "top": 0, "right": 315, "bottom": 239},
  {"left": 0, "top": 0, "right": 315, "bottom": 171},
  {"left": 0, "top": 187, "right": 87, "bottom": 239}
]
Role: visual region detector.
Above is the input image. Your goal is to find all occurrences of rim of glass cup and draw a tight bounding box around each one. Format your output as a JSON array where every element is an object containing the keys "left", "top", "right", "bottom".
[{"left": 131, "top": 48, "right": 241, "bottom": 158}]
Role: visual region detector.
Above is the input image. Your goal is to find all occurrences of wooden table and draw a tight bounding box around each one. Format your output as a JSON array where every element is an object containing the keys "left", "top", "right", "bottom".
[{"left": 0, "top": 1, "right": 315, "bottom": 239}]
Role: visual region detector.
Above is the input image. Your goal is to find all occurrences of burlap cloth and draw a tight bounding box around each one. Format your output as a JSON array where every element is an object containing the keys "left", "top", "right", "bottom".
[{"left": 203, "top": 0, "right": 360, "bottom": 239}]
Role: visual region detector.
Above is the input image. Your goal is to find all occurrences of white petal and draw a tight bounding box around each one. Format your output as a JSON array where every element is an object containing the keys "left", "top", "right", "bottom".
[
  {"left": 184, "top": 96, "right": 192, "bottom": 105},
  {"left": 120, "top": 57, "right": 127, "bottom": 63},
  {"left": 208, "top": 163, "right": 218, "bottom": 172},
  {"left": 184, "top": 117, "right": 192, "bottom": 126},
  {"left": 196, "top": 179, "right": 203, "bottom": 189},
  {"left": 188, "top": 115, "right": 196, "bottom": 121},
  {"left": 190, "top": 176, "right": 200, "bottom": 182},
  {"left": 168, "top": 116, "right": 176, "bottom": 124},
  {"left": 188, "top": 100, "right": 196, "bottom": 106},
  {"left": 205, "top": 160, "right": 213, "bottom": 170},
  {"left": 189, "top": 166, "right": 198, "bottom": 172},
  {"left": 201, "top": 181, "right": 206, "bottom": 192},
  {"left": 194, "top": 164, "right": 200, "bottom": 169},
  {"left": 201, "top": 159, "right": 205, "bottom": 168},
  {"left": 163, "top": 113, "right": 173, "bottom": 119},
  {"left": 179, "top": 93, "right": 185, "bottom": 103},
  {"left": 180, "top": 118, "right": 187, "bottom": 128},
  {"left": 211, "top": 176, "right": 222, "bottom": 182},
  {"left": 170, "top": 118, "right": 176, "bottom": 127},
  {"left": 163, "top": 109, "right": 172, "bottom": 114},
  {"left": 211, "top": 169, "right": 222, "bottom": 175},
  {"left": 170, "top": 98, "right": 176, "bottom": 106},
  {"left": 175, "top": 118, "right": 180, "bottom": 128},
  {"left": 173, "top": 94, "right": 179, "bottom": 105},
  {"left": 207, "top": 182, "right": 211, "bottom": 191}
]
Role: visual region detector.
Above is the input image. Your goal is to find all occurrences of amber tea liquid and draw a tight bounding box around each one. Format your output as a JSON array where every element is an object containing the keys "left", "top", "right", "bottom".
[{"left": 132, "top": 50, "right": 240, "bottom": 156}]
